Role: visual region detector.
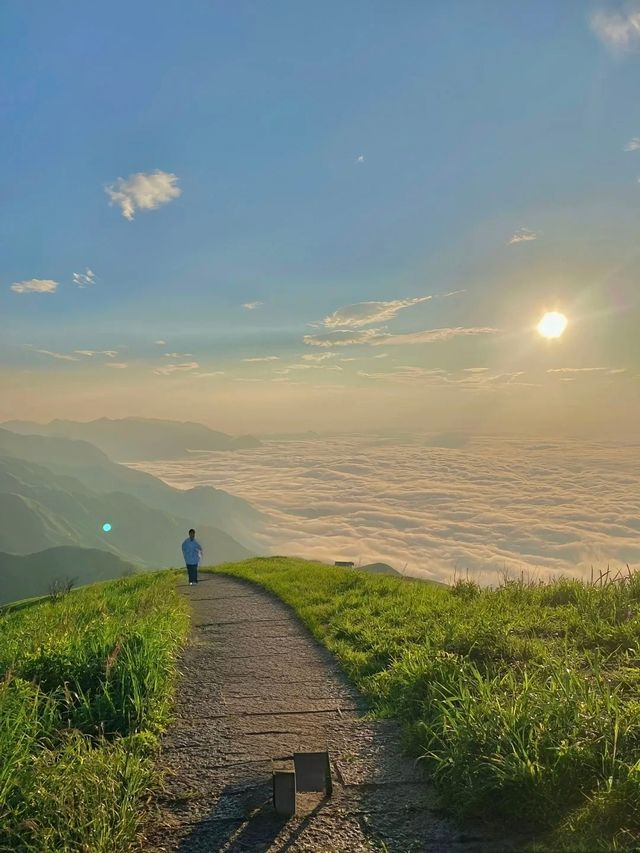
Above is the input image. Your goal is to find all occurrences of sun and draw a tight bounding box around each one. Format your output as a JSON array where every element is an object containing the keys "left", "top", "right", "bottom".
[{"left": 537, "top": 311, "right": 567, "bottom": 339}]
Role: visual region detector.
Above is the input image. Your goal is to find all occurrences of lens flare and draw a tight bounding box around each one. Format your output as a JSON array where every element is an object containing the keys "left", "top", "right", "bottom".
[{"left": 102, "top": 522, "right": 112, "bottom": 533}]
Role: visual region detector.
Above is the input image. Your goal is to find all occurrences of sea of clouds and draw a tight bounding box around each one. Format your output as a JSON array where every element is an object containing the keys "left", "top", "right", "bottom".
[{"left": 134, "top": 435, "right": 640, "bottom": 585}]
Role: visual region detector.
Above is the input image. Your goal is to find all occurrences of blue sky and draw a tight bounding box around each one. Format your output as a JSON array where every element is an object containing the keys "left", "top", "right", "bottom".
[{"left": 2, "top": 1, "right": 639, "bottom": 435}]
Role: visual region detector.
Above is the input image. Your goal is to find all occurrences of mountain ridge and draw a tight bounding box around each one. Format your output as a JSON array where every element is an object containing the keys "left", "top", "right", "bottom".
[{"left": 3, "top": 417, "right": 261, "bottom": 461}]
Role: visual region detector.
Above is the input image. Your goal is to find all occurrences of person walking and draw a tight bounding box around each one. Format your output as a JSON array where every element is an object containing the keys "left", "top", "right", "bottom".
[{"left": 181, "top": 528, "right": 203, "bottom": 585}]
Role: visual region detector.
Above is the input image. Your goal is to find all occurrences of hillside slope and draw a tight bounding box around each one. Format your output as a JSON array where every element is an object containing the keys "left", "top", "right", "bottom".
[
  {"left": 0, "top": 428, "right": 262, "bottom": 548},
  {"left": 0, "top": 546, "right": 138, "bottom": 605},
  {"left": 0, "top": 455, "right": 251, "bottom": 574},
  {"left": 3, "top": 417, "right": 260, "bottom": 460}
]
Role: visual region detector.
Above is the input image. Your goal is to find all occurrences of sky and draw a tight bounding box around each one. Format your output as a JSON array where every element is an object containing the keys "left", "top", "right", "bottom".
[{"left": 2, "top": 1, "right": 639, "bottom": 437}]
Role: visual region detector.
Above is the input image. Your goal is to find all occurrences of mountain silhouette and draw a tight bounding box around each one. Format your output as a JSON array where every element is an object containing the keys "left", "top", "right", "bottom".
[
  {"left": 0, "top": 428, "right": 262, "bottom": 549},
  {"left": 3, "top": 417, "right": 260, "bottom": 461}
]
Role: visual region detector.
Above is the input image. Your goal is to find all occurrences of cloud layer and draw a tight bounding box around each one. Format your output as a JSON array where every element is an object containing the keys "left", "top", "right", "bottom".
[
  {"left": 136, "top": 435, "right": 640, "bottom": 584},
  {"left": 105, "top": 170, "right": 181, "bottom": 220}
]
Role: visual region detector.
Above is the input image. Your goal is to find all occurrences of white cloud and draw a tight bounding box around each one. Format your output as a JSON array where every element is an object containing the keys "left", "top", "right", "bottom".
[
  {"left": 242, "top": 356, "right": 280, "bottom": 362},
  {"left": 155, "top": 340, "right": 167, "bottom": 346},
  {"left": 106, "top": 362, "right": 128, "bottom": 369},
  {"left": 464, "top": 367, "right": 489, "bottom": 373},
  {"left": 164, "top": 352, "right": 192, "bottom": 358},
  {"left": 72, "top": 268, "right": 96, "bottom": 287},
  {"left": 242, "top": 301, "right": 263, "bottom": 310},
  {"left": 322, "top": 296, "right": 433, "bottom": 329},
  {"left": 154, "top": 361, "right": 199, "bottom": 376},
  {"left": 11, "top": 279, "right": 58, "bottom": 294},
  {"left": 591, "top": 8, "right": 640, "bottom": 51},
  {"left": 624, "top": 137, "right": 640, "bottom": 151},
  {"left": 74, "top": 350, "right": 118, "bottom": 358},
  {"left": 509, "top": 228, "right": 538, "bottom": 245},
  {"left": 356, "top": 154, "right": 365, "bottom": 163},
  {"left": 105, "top": 170, "right": 181, "bottom": 220},
  {"left": 194, "top": 371, "right": 225, "bottom": 378}
]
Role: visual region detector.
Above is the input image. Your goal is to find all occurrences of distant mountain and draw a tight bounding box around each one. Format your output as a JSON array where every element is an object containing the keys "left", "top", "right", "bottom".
[
  {"left": 358, "top": 562, "right": 401, "bottom": 576},
  {"left": 0, "top": 547, "right": 138, "bottom": 606},
  {"left": 3, "top": 417, "right": 260, "bottom": 461},
  {"left": 258, "top": 431, "right": 321, "bottom": 441},
  {"left": 0, "top": 452, "right": 252, "bottom": 589},
  {"left": 0, "top": 428, "right": 262, "bottom": 548}
]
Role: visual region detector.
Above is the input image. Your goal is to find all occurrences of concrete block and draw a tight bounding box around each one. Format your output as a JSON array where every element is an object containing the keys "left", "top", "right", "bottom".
[
  {"left": 272, "top": 769, "right": 296, "bottom": 817},
  {"left": 293, "top": 751, "right": 332, "bottom": 795}
]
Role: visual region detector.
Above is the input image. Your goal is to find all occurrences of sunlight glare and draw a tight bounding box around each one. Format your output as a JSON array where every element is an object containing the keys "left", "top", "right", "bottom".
[{"left": 537, "top": 311, "right": 567, "bottom": 339}]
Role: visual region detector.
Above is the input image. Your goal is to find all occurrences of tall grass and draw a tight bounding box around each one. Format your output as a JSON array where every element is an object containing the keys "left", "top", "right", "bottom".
[
  {"left": 0, "top": 572, "right": 189, "bottom": 852},
  {"left": 212, "top": 558, "right": 640, "bottom": 851}
]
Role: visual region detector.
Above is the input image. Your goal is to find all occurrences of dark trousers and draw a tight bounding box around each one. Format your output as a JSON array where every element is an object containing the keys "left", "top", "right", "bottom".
[{"left": 186, "top": 564, "right": 198, "bottom": 583}]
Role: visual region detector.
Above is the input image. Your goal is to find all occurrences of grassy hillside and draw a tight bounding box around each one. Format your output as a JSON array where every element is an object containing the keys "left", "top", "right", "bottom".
[
  {"left": 212, "top": 558, "right": 640, "bottom": 851},
  {"left": 0, "top": 571, "right": 188, "bottom": 852},
  {"left": 0, "top": 547, "right": 138, "bottom": 606},
  {"left": 3, "top": 417, "right": 260, "bottom": 460}
]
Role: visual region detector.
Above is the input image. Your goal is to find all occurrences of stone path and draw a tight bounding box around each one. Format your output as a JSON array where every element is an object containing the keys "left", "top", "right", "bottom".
[{"left": 144, "top": 574, "right": 516, "bottom": 852}]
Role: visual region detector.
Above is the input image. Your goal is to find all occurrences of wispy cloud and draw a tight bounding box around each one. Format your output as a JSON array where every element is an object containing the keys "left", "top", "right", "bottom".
[
  {"left": 72, "top": 268, "right": 96, "bottom": 287},
  {"left": 624, "top": 137, "right": 640, "bottom": 151},
  {"left": 590, "top": 7, "right": 640, "bottom": 51},
  {"left": 242, "top": 356, "right": 280, "bottom": 362},
  {"left": 321, "top": 296, "right": 433, "bottom": 329},
  {"left": 242, "top": 301, "right": 263, "bottom": 310},
  {"left": 194, "top": 371, "right": 225, "bottom": 378},
  {"left": 11, "top": 279, "right": 58, "bottom": 294},
  {"left": 105, "top": 170, "right": 181, "bottom": 220},
  {"left": 304, "top": 329, "right": 384, "bottom": 348},
  {"left": 164, "top": 352, "right": 192, "bottom": 358},
  {"left": 304, "top": 326, "right": 499, "bottom": 348},
  {"left": 356, "top": 153, "right": 365, "bottom": 163},
  {"left": 74, "top": 350, "right": 118, "bottom": 358},
  {"left": 509, "top": 228, "right": 538, "bottom": 245},
  {"left": 155, "top": 340, "right": 167, "bottom": 346},
  {"left": 302, "top": 353, "right": 337, "bottom": 362},
  {"left": 33, "top": 349, "right": 79, "bottom": 361},
  {"left": 154, "top": 361, "right": 199, "bottom": 376},
  {"left": 105, "top": 362, "right": 128, "bottom": 369},
  {"left": 377, "top": 327, "right": 499, "bottom": 346},
  {"left": 548, "top": 367, "right": 626, "bottom": 375}
]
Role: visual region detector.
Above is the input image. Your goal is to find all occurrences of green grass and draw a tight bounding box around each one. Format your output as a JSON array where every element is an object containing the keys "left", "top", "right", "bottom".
[
  {"left": 211, "top": 558, "right": 640, "bottom": 851},
  {"left": 0, "top": 571, "right": 189, "bottom": 852}
]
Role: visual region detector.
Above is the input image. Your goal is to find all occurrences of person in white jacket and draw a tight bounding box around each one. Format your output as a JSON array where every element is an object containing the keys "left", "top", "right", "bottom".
[{"left": 181, "top": 528, "right": 203, "bottom": 585}]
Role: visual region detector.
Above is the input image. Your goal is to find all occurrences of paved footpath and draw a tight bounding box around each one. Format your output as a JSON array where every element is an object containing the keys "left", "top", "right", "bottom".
[{"left": 144, "top": 574, "right": 517, "bottom": 852}]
